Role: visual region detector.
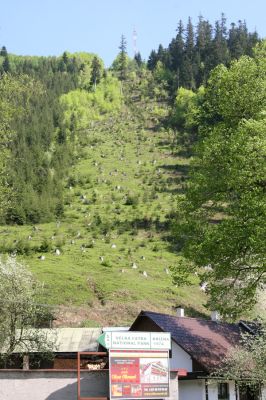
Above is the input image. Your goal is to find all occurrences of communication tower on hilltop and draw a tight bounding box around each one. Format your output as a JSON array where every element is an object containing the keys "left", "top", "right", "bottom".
[{"left": 133, "top": 28, "right": 138, "bottom": 57}]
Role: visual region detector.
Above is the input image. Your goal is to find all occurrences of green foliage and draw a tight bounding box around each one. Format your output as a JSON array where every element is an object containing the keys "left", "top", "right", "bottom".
[
  {"left": 0, "top": 257, "right": 55, "bottom": 359},
  {"left": 0, "top": 87, "right": 208, "bottom": 323},
  {"left": 60, "top": 74, "right": 123, "bottom": 135},
  {"left": 74, "top": 53, "right": 104, "bottom": 90},
  {"left": 170, "top": 86, "right": 204, "bottom": 151},
  {"left": 117, "top": 35, "right": 127, "bottom": 81},
  {"left": 0, "top": 51, "right": 106, "bottom": 225},
  {"left": 216, "top": 321, "right": 266, "bottom": 387},
  {"left": 91, "top": 56, "right": 103, "bottom": 88},
  {"left": 0, "top": 74, "right": 67, "bottom": 224},
  {"left": 147, "top": 15, "right": 260, "bottom": 94},
  {"left": 172, "top": 45, "right": 266, "bottom": 317}
]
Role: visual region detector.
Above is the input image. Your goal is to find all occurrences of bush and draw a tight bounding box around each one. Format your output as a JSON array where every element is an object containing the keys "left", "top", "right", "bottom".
[{"left": 125, "top": 194, "right": 139, "bottom": 206}]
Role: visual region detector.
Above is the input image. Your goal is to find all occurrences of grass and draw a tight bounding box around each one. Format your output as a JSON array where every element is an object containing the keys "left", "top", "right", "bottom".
[{"left": 0, "top": 99, "right": 208, "bottom": 326}]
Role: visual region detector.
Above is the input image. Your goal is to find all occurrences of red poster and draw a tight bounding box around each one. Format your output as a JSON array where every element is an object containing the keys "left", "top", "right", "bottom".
[
  {"left": 110, "top": 350, "right": 169, "bottom": 399},
  {"left": 111, "top": 357, "right": 140, "bottom": 383}
]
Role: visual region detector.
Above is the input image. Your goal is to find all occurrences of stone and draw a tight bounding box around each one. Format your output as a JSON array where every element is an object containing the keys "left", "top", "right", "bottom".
[
  {"left": 39, "top": 255, "right": 45, "bottom": 261},
  {"left": 132, "top": 263, "right": 138, "bottom": 269},
  {"left": 55, "top": 249, "right": 61, "bottom": 256},
  {"left": 200, "top": 282, "right": 208, "bottom": 292}
]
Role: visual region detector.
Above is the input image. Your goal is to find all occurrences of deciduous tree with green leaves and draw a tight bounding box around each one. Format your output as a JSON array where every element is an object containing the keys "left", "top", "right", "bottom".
[
  {"left": 172, "top": 42, "right": 266, "bottom": 317},
  {"left": 0, "top": 257, "right": 55, "bottom": 367},
  {"left": 216, "top": 322, "right": 266, "bottom": 389}
]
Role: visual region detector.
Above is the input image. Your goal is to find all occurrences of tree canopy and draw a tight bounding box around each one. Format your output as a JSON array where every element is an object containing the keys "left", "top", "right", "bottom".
[
  {"left": 216, "top": 321, "right": 266, "bottom": 388},
  {"left": 172, "top": 42, "right": 266, "bottom": 317},
  {"left": 0, "top": 257, "right": 55, "bottom": 366},
  {"left": 147, "top": 15, "right": 260, "bottom": 94}
]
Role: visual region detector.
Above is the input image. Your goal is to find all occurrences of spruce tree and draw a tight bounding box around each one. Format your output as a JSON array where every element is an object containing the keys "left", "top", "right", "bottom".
[
  {"left": 118, "top": 35, "right": 127, "bottom": 80},
  {"left": 90, "top": 56, "right": 102, "bottom": 89},
  {"left": 147, "top": 50, "right": 158, "bottom": 70},
  {"left": 0, "top": 46, "right": 8, "bottom": 57},
  {"left": 134, "top": 52, "right": 143, "bottom": 67},
  {"left": 2, "top": 56, "right": 10, "bottom": 73},
  {"left": 183, "top": 17, "right": 196, "bottom": 89},
  {"left": 168, "top": 20, "right": 185, "bottom": 89}
]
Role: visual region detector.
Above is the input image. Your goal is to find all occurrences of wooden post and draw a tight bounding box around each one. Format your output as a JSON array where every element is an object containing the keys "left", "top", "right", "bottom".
[
  {"left": 22, "top": 354, "right": 29, "bottom": 370},
  {"left": 77, "top": 352, "right": 80, "bottom": 400}
]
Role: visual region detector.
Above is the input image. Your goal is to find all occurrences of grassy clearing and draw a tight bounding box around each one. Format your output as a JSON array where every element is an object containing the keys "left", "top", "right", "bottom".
[{"left": 0, "top": 101, "right": 208, "bottom": 325}]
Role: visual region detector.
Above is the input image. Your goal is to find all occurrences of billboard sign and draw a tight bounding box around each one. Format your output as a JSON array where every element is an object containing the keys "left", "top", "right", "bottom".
[{"left": 110, "top": 349, "right": 170, "bottom": 399}]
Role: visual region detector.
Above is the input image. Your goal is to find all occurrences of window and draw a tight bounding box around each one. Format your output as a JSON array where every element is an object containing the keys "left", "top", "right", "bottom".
[{"left": 218, "top": 382, "right": 230, "bottom": 400}]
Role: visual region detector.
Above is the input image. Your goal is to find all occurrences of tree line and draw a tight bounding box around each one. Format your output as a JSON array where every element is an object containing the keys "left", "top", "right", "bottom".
[{"left": 147, "top": 15, "right": 259, "bottom": 93}]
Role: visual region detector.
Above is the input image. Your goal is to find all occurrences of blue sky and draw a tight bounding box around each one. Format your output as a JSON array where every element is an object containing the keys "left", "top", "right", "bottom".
[{"left": 1, "top": 0, "right": 266, "bottom": 66}]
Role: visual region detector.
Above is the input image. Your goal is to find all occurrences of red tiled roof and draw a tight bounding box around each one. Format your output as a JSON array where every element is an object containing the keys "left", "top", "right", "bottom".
[{"left": 133, "top": 311, "right": 242, "bottom": 372}]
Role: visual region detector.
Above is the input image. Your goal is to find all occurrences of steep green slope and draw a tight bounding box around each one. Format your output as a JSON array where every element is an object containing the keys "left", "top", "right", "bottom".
[{"left": 0, "top": 99, "right": 208, "bottom": 326}]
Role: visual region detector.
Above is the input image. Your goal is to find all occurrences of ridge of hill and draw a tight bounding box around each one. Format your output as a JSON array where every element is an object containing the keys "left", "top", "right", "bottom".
[{"left": 1, "top": 95, "right": 208, "bottom": 326}]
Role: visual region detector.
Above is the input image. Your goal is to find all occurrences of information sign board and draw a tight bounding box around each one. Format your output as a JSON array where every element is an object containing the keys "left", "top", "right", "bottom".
[
  {"left": 98, "top": 331, "right": 171, "bottom": 350},
  {"left": 109, "top": 350, "right": 170, "bottom": 399}
]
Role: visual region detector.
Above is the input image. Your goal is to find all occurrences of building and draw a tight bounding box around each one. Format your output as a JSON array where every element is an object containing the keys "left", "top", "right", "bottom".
[{"left": 130, "top": 309, "right": 265, "bottom": 400}]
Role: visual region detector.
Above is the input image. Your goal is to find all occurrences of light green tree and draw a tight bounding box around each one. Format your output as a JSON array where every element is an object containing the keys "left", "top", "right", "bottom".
[
  {"left": 216, "top": 322, "right": 266, "bottom": 389},
  {"left": 60, "top": 74, "right": 123, "bottom": 141},
  {"left": 0, "top": 257, "right": 55, "bottom": 366}
]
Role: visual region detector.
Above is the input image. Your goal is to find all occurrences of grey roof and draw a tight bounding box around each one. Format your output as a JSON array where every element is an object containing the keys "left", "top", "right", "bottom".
[
  {"left": 2, "top": 328, "right": 102, "bottom": 354},
  {"left": 54, "top": 328, "right": 102, "bottom": 352}
]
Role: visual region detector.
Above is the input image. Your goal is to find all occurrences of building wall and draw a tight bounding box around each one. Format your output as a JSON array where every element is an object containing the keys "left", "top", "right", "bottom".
[
  {"left": 208, "top": 380, "right": 236, "bottom": 400},
  {"left": 0, "top": 370, "right": 108, "bottom": 400},
  {"left": 0, "top": 370, "right": 180, "bottom": 400},
  {"left": 179, "top": 379, "right": 205, "bottom": 400},
  {"left": 179, "top": 379, "right": 237, "bottom": 400},
  {"left": 170, "top": 341, "right": 193, "bottom": 372}
]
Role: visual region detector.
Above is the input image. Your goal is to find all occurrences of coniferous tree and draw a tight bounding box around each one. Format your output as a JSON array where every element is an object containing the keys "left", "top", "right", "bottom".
[
  {"left": 147, "top": 50, "right": 158, "bottom": 71},
  {"left": 169, "top": 20, "right": 185, "bottom": 89},
  {"left": 2, "top": 56, "right": 10, "bottom": 73},
  {"left": 118, "top": 35, "right": 127, "bottom": 80},
  {"left": 195, "top": 16, "right": 213, "bottom": 85},
  {"left": 183, "top": 17, "right": 196, "bottom": 89},
  {"left": 0, "top": 46, "right": 8, "bottom": 57},
  {"left": 134, "top": 52, "right": 143, "bottom": 67},
  {"left": 62, "top": 51, "right": 68, "bottom": 65},
  {"left": 90, "top": 56, "right": 102, "bottom": 88},
  {"left": 146, "top": 14, "right": 259, "bottom": 93}
]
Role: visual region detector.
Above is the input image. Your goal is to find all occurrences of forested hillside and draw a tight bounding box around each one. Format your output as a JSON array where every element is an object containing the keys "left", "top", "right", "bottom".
[
  {"left": 0, "top": 50, "right": 104, "bottom": 224},
  {"left": 0, "top": 15, "right": 265, "bottom": 326}
]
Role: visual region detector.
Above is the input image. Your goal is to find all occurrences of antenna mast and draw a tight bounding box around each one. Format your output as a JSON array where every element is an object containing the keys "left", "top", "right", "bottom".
[{"left": 133, "top": 28, "right": 137, "bottom": 57}]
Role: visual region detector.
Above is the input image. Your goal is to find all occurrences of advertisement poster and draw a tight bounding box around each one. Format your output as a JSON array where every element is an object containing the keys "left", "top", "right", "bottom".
[{"left": 110, "top": 350, "right": 169, "bottom": 399}]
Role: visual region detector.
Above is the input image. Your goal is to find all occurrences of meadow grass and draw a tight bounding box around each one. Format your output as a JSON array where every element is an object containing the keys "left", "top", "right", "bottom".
[{"left": 0, "top": 103, "right": 208, "bottom": 325}]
